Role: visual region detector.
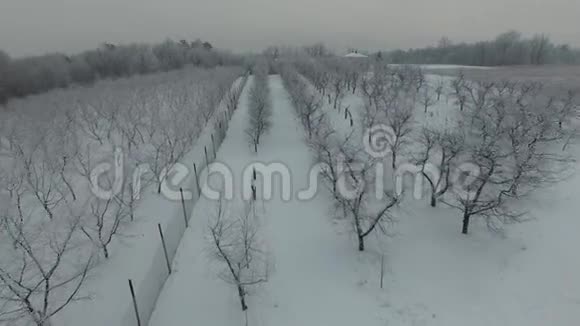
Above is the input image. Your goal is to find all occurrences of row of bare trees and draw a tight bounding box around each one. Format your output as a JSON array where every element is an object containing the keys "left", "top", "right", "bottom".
[
  {"left": 245, "top": 62, "right": 272, "bottom": 153},
  {"left": 0, "top": 66, "right": 245, "bottom": 325},
  {"left": 294, "top": 57, "right": 369, "bottom": 111},
  {"left": 212, "top": 65, "right": 272, "bottom": 315},
  {"left": 281, "top": 63, "right": 404, "bottom": 252},
  {"left": 280, "top": 65, "right": 324, "bottom": 139},
  {"left": 358, "top": 62, "right": 578, "bottom": 235},
  {"left": 284, "top": 55, "right": 578, "bottom": 248},
  {"left": 0, "top": 39, "right": 243, "bottom": 104}
]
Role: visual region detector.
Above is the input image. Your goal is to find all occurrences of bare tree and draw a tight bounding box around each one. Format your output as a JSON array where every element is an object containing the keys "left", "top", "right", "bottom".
[
  {"left": 208, "top": 200, "right": 268, "bottom": 312},
  {"left": 413, "top": 67, "right": 426, "bottom": 93},
  {"left": 444, "top": 83, "right": 570, "bottom": 234},
  {"left": 434, "top": 78, "right": 445, "bottom": 101},
  {"left": 81, "top": 196, "right": 129, "bottom": 259},
  {"left": 245, "top": 66, "right": 272, "bottom": 153},
  {"left": 556, "top": 89, "right": 579, "bottom": 129},
  {"left": 464, "top": 80, "right": 495, "bottom": 113},
  {"left": 15, "top": 142, "right": 66, "bottom": 221},
  {"left": 419, "top": 85, "right": 437, "bottom": 113},
  {"left": 451, "top": 72, "right": 468, "bottom": 111},
  {"left": 0, "top": 212, "right": 94, "bottom": 326},
  {"left": 334, "top": 140, "right": 399, "bottom": 251},
  {"left": 327, "top": 61, "right": 348, "bottom": 110},
  {"left": 416, "top": 128, "right": 465, "bottom": 207},
  {"left": 384, "top": 102, "right": 414, "bottom": 170}
]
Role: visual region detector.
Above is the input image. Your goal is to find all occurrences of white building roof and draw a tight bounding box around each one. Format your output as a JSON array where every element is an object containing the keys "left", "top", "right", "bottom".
[{"left": 344, "top": 52, "right": 368, "bottom": 58}]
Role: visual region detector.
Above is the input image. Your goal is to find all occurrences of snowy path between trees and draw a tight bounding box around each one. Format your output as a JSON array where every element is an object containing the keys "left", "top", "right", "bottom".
[{"left": 148, "top": 75, "right": 390, "bottom": 326}]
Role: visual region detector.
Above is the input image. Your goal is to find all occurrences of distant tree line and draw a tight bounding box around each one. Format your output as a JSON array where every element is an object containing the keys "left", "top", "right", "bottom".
[
  {"left": 0, "top": 39, "right": 243, "bottom": 104},
  {"left": 385, "top": 31, "right": 580, "bottom": 66}
]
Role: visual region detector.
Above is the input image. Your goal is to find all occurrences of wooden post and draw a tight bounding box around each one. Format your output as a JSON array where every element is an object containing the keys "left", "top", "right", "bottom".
[
  {"left": 204, "top": 146, "right": 209, "bottom": 167},
  {"left": 180, "top": 188, "right": 188, "bottom": 228},
  {"left": 251, "top": 185, "right": 256, "bottom": 201},
  {"left": 128, "top": 279, "right": 141, "bottom": 326},
  {"left": 158, "top": 224, "right": 172, "bottom": 275},
  {"left": 380, "top": 254, "right": 384, "bottom": 289},
  {"left": 193, "top": 163, "right": 200, "bottom": 197},
  {"left": 211, "top": 134, "right": 217, "bottom": 158}
]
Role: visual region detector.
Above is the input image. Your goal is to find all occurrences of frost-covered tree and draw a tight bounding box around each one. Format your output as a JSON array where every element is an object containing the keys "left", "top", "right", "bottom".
[
  {"left": 419, "top": 85, "right": 437, "bottom": 113},
  {"left": 334, "top": 136, "right": 399, "bottom": 251},
  {"left": 0, "top": 196, "right": 94, "bottom": 326},
  {"left": 245, "top": 63, "right": 272, "bottom": 153},
  {"left": 208, "top": 200, "right": 268, "bottom": 311},
  {"left": 444, "top": 82, "right": 572, "bottom": 234}
]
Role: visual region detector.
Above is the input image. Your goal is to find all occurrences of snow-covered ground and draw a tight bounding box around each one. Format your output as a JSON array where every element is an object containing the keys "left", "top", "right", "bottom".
[
  {"left": 334, "top": 74, "right": 580, "bottom": 326},
  {"left": 390, "top": 64, "right": 494, "bottom": 70},
  {"left": 53, "top": 77, "right": 245, "bottom": 326},
  {"left": 146, "top": 73, "right": 579, "bottom": 326}
]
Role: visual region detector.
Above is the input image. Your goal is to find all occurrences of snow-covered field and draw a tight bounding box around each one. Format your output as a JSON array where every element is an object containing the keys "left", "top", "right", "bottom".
[
  {"left": 391, "top": 64, "right": 495, "bottom": 70},
  {"left": 0, "top": 67, "right": 245, "bottom": 326},
  {"left": 1, "top": 65, "right": 578, "bottom": 326},
  {"left": 146, "top": 72, "right": 580, "bottom": 326}
]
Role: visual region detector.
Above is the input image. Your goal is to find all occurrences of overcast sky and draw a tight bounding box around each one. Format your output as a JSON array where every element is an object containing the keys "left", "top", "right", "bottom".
[{"left": 1, "top": 0, "right": 578, "bottom": 57}]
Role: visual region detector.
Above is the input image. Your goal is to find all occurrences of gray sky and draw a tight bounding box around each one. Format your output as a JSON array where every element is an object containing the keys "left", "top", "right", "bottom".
[{"left": 1, "top": 0, "right": 578, "bottom": 57}]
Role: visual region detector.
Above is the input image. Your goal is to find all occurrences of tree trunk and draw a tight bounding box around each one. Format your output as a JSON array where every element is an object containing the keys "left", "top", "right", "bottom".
[
  {"left": 462, "top": 212, "right": 470, "bottom": 234},
  {"left": 42, "top": 203, "right": 53, "bottom": 220},
  {"left": 430, "top": 195, "right": 437, "bottom": 207},
  {"left": 237, "top": 285, "right": 248, "bottom": 311},
  {"left": 357, "top": 234, "right": 365, "bottom": 251}
]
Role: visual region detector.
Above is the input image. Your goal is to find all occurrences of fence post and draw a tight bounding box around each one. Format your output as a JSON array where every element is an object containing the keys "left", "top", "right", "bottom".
[
  {"left": 204, "top": 146, "right": 209, "bottom": 168},
  {"left": 128, "top": 279, "right": 141, "bottom": 326},
  {"left": 180, "top": 188, "right": 188, "bottom": 228},
  {"left": 193, "top": 163, "right": 200, "bottom": 197},
  {"left": 380, "top": 254, "right": 384, "bottom": 289},
  {"left": 158, "top": 224, "right": 172, "bottom": 275},
  {"left": 211, "top": 134, "right": 217, "bottom": 158}
]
